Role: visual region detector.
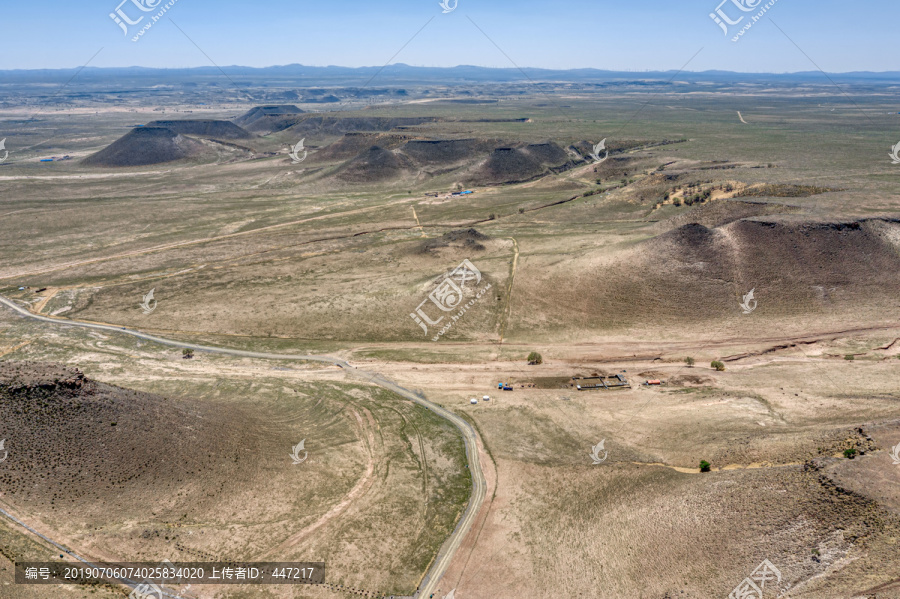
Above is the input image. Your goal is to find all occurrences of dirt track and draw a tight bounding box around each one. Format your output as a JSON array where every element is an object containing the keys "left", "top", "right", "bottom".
[
  {"left": 256, "top": 406, "right": 379, "bottom": 560},
  {"left": 0, "top": 293, "right": 485, "bottom": 599}
]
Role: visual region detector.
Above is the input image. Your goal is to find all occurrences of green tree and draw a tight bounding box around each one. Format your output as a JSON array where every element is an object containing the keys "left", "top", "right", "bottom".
[
  {"left": 699, "top": 460, "right": 711, "bottom": 473},
  {"left": 843, "top": 448, "right": 857, "bottom": 459},
  {"left": 685, "top": 357, "right": 695, "bottom": 367},
  {"left": 711, "top": 360, "right": 725, "bottom": 371},
  {"left": 527, "top": 351, "right": 543, "bottom": 365},
  {"left": 182, "top": 348, "right": 194, "bottom": 359}
]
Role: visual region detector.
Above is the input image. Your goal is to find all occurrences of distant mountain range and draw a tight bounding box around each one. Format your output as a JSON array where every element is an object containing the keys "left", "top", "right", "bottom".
[{"left": 2, "top": 63, "right": 900, "bottom": 85}]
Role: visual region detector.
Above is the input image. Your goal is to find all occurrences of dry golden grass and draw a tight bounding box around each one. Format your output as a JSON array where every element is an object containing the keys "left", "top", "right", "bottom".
[{"left": 2, "top": 91, "right": 900, "bottom": 598}]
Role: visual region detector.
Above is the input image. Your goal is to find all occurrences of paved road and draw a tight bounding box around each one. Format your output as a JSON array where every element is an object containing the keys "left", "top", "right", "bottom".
[{"left": 0, "top": 294, "right": 485, "bottom": 599}]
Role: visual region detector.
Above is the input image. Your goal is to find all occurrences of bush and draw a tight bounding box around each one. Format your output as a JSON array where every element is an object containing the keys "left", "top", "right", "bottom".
[
  {"left": 711, "top": 361, "right": 726, "bottom": 371},
  {"left": 844, "top": 354, "right": 855, "bottom": 361},
  {"left": 182, "top": 348, "right": 194, "bottom": 359},
  {"left": 699, "top": 460, "right": 711, "bottom": 472},
  {"left": 527, "top": 351, "right": 543, "bottom": 365},
  {"left": 843, "top": 448, "right": 857, "bottom": 459},
  {"left": 685, "top": 357, "right": 695, "bottom": 367},
  {"left": 518, "top": 207, "right": 525, "bottom": 214}
]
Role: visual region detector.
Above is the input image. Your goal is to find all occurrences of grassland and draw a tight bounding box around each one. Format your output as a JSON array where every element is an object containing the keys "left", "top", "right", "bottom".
[{"left": 2, "top": 80, "right": 900, "bottom": 598}]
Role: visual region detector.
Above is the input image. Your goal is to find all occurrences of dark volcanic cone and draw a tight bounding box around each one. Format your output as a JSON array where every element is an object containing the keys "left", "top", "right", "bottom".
[{"left": 81, "top": 127, "right": 204, "bottom": 167}]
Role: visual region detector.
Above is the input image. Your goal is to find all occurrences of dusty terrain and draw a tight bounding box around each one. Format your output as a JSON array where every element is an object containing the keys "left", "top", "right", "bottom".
[
  {"left": 1, "top": 80, "right": 899, "bottom": 599},
  {"left": 0, "top": 356, "right": 469, "bottom": 598}
]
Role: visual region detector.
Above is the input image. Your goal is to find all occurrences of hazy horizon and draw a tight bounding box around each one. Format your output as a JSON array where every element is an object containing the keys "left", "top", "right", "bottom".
[
  {"left": 4, "top": 62, "right": 900, "bottom": 76},
  {"left": 2, "top": 0, "right": 896, "bottom": 73}
]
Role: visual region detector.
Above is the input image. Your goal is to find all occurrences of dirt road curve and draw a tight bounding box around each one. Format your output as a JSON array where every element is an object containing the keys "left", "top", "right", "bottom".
[
  {"left": 0, "top": 294, "right": 484, "bottom": 599},
  {"left": 0, "top": 504, "right": 170, "bottom": 593}
]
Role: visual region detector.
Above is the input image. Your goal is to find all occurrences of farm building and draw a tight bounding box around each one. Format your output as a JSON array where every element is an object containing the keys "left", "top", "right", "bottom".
[{"left": 573, "top": 374, "right": 630, "bottom": 390}]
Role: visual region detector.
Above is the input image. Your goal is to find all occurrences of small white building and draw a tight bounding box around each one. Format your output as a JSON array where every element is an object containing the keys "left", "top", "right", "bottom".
[
  {"left": 470, "top": 398, "right": 478, "bottom": 405},
  {"left": 482, "top": 395, "right": 491, "bottom": 402}
]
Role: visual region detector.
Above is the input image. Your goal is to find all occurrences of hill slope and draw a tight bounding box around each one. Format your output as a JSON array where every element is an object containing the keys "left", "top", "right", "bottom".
[
  {"left": 0, "top": 361, "right": 262, "bottom": 517},
  {"left": 512, "top": 216, "right": 900, "bottom": 337},
  {"left": 145, "top": 119, "right": 252, "bottom": 139},
  {"left": 81, "top": 127, "right": 204, "bottom": 167},
  {"left": 324, "top": 137, "right": 574, "bottom": 186},
  {"left": 336, "top": 145, "right": 414, "bottom": 182},
  {"left": 233, "top": 105, "right": 304, "bottom": 133}
]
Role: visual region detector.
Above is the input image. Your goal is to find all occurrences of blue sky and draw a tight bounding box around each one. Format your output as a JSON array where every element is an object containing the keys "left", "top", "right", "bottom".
[{"left": 0, "top": 0, "right": 895, "bottom": 73}]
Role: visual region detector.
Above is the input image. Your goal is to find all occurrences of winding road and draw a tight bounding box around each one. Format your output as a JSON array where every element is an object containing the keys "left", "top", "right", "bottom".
[{"left": 0, "top": 294, "right": 484, "bottom": 599}]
